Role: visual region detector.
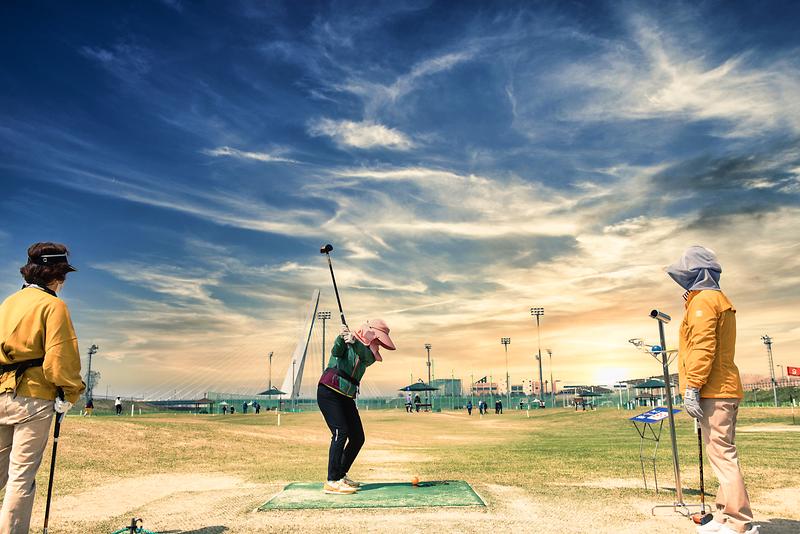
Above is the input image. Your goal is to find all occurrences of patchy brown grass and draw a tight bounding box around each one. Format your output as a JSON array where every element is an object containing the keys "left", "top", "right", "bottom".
[{"left": 12, "top": 406, "right": 800, "bottom": 533}]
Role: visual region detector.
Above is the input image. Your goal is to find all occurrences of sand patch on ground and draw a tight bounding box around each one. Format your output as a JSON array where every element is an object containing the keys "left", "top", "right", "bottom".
[
  {"left": 53, "top": 473, "right": 261, "bottom": 521},
  {"left": 754, "top": 486, "right": 800, "bottom": 516}
]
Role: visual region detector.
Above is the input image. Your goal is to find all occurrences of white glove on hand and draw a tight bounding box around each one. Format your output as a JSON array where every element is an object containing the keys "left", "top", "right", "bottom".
[
  {"left": 683, "top": 388, "right": 703, "bottom": 419},
  {"left": 341, "top": 326, "right": 355, "bottom": 344},
  {"left": 54, "top": 398, "right": 73, "bottom": 414}
]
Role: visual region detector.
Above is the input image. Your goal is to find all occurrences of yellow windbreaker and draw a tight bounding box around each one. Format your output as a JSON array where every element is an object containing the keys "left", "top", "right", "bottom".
[
  {"left": 0, "top": 287, "right": 85, "bottom": 403},
  {"left": 678, "top": 289, "right": 744, "bottom": 399}
]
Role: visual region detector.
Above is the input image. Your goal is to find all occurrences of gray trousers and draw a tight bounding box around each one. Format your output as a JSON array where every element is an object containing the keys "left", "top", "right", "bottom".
[{"left": 0, "top": 393, "right": 54, "bottom": 534}]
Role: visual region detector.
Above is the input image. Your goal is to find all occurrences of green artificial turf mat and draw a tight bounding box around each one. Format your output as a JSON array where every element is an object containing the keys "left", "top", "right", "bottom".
[{"left": 259, "top": 480, "right": 485, "bottom": 510}]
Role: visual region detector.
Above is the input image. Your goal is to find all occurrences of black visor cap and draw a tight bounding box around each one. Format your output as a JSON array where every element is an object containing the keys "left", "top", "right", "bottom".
[{"left": 30, "top": 254, "right": 77, "bottom": 272}]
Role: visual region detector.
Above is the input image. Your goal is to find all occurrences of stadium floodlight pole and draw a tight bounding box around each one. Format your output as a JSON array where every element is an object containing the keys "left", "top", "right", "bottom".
[
  {"left": 85, "top": 344, "right": 99, "bottom": 402},
  {"left": 425, "top": 344, "right": 432, "bottom": 406},
  {"left": 317, "top": 311, "right": 332, "bottom": 373},
  {"left": 451, "top": 369, "right": 455, "bottom": 410},
  {"left": 267, "top": 351, "right": 273, "bottom": 391},
  {"left": 531, "top": 308, "right": 545, "bottom": 403},
  {"left": 762, "top": 335, "right": 778, "bottom": 408},
  {"left": 547, "top": 349, "right": 555, "bottom": 407},
  {"left": 501, "top": 338, "right": 511, "bottom": 406}
]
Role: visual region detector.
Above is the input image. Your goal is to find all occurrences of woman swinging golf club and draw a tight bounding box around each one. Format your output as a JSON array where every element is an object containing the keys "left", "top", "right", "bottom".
[
  {"left": 317, "top": 320, "right": 396, "bottom": 494},
  {"left": 317, "top": 244, "right": 396, "bottom": 494}
]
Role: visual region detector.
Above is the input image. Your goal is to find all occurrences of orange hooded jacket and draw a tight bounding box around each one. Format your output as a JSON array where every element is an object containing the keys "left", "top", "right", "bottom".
[{"left": 678, "top": 289, "right": 744, "bottom": 399}]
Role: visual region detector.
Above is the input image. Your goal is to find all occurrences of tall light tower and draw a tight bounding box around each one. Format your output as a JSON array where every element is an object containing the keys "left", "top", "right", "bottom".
[
  {"left": 501, "top": 338, "right": 511, "bottom": 406},
  {"left": 267, "top": 351, "right": 274, "bottom": 392},
  {"left": 85, "top": 344, "right": 99, "bottom": 401},
  {"left": 317, "top": 310, "right": 331, "bottom": 373},
  {"left": 531, "top": 307, "right": 544, "bottom": 401},
  {"left": 547, "top": 348, "right": 555, "bottom": 407},
  {"left": 762, "top": 335, "right": 778, "bottom": 407},
  {"left": 425, "top": 344, "right": 432, "bottom": 405}
]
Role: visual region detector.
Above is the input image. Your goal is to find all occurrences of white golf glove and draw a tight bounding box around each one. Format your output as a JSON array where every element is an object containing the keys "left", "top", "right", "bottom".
[
  {"left": 54, "top": 398, "right": 73, "bottom": 414},
  {"left": 341, "top": 326, "right": 355, "bottom": 344},
  {"left": 683, "top": 388, "right": 703, "bottom": 419}
]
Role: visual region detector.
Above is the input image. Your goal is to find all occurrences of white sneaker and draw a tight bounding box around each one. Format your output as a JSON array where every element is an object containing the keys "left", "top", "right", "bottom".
[
  {"left": 696, "top": 520, "right": 724, "bottom": 533},
  {"left": 342, "top": 476, "right": 361, "bottom": 488},
  {"left": 323, "top": 480, "right": 357, "bottom": 495},
  {"left": 698, "top": 522, "right": 759, "bottom": 534}
]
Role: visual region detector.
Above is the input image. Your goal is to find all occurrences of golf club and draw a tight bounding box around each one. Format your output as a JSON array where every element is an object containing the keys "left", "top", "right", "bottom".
[
  {"left": 42, "top": 389, "right": 65, "bottom": 534},
  {"left": 692, "top": 421, "right": 714, "bottom": 525},
  {"left": 319, "top": 244, "right": 347, "bottom": 327}
]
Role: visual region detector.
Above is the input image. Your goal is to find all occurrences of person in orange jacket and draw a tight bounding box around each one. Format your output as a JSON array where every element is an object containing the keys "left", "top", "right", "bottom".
[
  {"left": 666, "top": 246, "right": 757, "bottom": 534},
  {"left": 0, "top": 242, "right": 85, "bottom": 533}
]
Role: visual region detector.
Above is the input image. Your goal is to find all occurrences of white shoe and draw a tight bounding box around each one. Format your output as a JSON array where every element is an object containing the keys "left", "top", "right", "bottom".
[
  {"left": 323, "top": 480, "right": 356, "bottom": 495},
  {"left": 698, "top": 521, "right": 759, "bottom": 534},
  {"left": 696, "top": 520, "right": 724, "bottom": 533},
  {"left": 342, "top": 476, "right": 361, "bottom": 488}
]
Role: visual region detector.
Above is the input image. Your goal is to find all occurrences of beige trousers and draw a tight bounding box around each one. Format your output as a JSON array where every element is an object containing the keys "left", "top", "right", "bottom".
[
  {"left": 0, "top": 393, "right": 54, "bottom": 534},
  {"left": 699, "top": 398, "right": 753, "bottom": 533}
]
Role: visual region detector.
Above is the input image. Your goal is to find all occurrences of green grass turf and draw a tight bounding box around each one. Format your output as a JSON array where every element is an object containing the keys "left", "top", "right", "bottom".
[{"left": 259, "top": 480, "right": 485, "bottom": 510}]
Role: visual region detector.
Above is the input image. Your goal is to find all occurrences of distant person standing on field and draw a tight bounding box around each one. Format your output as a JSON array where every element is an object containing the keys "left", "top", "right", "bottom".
[
  {"left": 115, "top": 396, "right": 122, "bottom": 415},
  {"left": 466, "top": 400, "right": 473, "bottom": 415},
  {"left": 84, "top": 397, "right": 94, "bottom": 417},
  {"left": 667, "top": 246, "right": 756, "bottom": 534},
  {"left": 0, "top": 242, "right": 85, "bottom": 532},
  {"left": 414, "top": 394, "right": 421, "bottom": 413}
]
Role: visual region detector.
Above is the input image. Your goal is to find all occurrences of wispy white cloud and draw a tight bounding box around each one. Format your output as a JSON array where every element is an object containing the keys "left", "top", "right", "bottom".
[
  {"left": 203, "top": 146, "right": 299, "bottom": 164},
  {"left": 552, "top": 16, "right": 800, "bottom": 136},
  {"left": 307, "top": 118, "right": 414, "bottom": 150},
  {"left": 80, "top": 43, "right": 152, "bottom": 80},
  {"left": 334, "top": 50, "right": 475, "bottom": 117}
]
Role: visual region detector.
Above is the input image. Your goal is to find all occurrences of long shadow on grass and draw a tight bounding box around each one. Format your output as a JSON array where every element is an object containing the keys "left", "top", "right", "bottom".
[
  {"left": 160, "top": 527, "right": 227, "bottom": 534},
  {"left": 358, "top": 481, "right": 450, "bottom": 491},
  {"left": 760, "top": 519, "right": 800, "bottom": 533}
]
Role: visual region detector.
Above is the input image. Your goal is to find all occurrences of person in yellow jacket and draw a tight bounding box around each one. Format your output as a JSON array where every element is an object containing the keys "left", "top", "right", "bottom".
[
  {"left": 0, "top": 242, "right": 85, "bottom": 533},
  {"left": 667, "top": 246, "right": 757, "bottom": 534}
]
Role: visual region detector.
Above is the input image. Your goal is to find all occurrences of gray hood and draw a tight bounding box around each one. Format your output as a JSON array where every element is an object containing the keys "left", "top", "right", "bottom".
[{"left": 665, "top": 245, "right": 722, "bottom": 291}]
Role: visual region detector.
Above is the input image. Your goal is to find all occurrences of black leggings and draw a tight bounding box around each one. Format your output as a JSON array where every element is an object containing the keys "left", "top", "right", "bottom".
[{"left": 317, "top": 384, "right": 365, "bottom": 482}]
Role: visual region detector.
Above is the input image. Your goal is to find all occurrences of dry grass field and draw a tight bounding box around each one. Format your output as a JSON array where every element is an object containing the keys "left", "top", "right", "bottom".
[{"left": 16, "top": 406, "right": 800, "bottom": 533}]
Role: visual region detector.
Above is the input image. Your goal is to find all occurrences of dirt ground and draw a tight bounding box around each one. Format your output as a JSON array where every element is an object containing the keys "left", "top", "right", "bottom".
[{"left": 18, "top": 409, "right": 800, "bottom": 533}]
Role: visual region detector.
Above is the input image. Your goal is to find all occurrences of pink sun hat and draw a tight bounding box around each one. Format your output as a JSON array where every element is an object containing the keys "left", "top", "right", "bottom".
[
  {"left": 355, "top": 319, "right": 396, "bottom": 362},
  {"left": 367, "top": 318, "right": 396, "bottom": 350}
]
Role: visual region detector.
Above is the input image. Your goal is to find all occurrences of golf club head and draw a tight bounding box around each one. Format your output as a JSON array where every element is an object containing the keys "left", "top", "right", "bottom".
[
  {"left": 649, "top": 309, "right": 671, "bottom": 324},
  {"left": 320, "top": 243, "right": 333, "bottom": 254},
  {"left": 691, "top": 512, "right": 714, "bottom": 525}
]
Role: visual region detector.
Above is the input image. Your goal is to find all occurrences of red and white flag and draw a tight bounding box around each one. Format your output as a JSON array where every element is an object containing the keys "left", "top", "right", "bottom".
[{"left": 788, "top": 366, "right": 800, "bottom": 377}]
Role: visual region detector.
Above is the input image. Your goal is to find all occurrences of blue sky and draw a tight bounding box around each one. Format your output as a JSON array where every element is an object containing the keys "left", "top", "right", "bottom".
[{"left": 1, "top": 1, "right": 799, "bottom": 398}]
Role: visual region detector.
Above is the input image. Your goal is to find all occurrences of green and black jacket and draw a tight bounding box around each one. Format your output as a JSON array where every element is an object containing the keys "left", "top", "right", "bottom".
[{"left": 318, "top": 335, "right": 376, "bottom": 398}]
